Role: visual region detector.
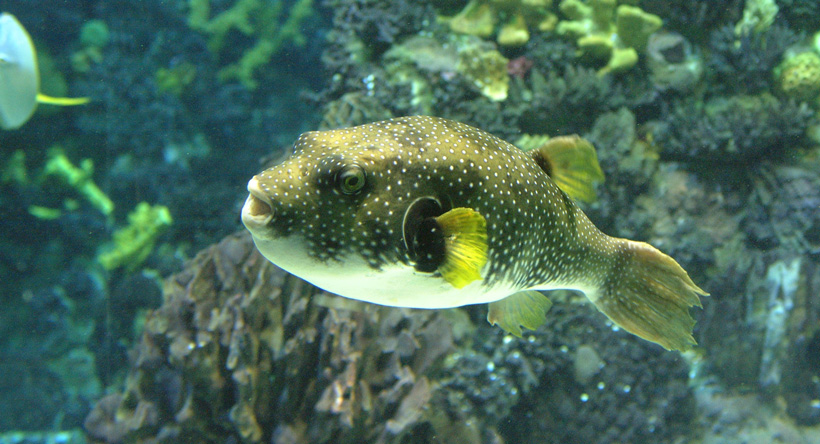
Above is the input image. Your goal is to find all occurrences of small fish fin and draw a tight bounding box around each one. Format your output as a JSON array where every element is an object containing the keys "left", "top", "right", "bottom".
[
  {"left": 529, "top": 135, "right": 604, "bottom": 203},
  {"left": 36, "top": 93, "right": 90, "bottom": 106},
  {"left": 589, "top": 239, "right": 708, "bottom": 351},
  {"left": 487, "top": 290, "right": 552, "bottom": 337},
  {"left": 435, "top": 207, "right": 488, "bottom": 288}
]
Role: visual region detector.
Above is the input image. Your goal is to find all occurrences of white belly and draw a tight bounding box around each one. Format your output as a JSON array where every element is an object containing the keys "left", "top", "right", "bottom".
[{"left": 251, "top": 235, "right": 519, "bottom": 309}]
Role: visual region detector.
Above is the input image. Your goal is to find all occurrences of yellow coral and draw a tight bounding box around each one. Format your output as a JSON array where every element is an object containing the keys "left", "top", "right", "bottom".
[
  {"left": 448, "top": 0, "right": 556, "bottom": 47},
  {"left": 556, "top": 0, "right": 661, "bottom": 75},
  {"left": 97, "top": 202, "right": 173, "bottom": 271},
  {"left": 42, "top": 148, "right": 114, "bottom": 216},
  {"left": 776, "top": 51, "right": 820, "bottom": 103},
  {"left": 456, "top": 38, "right": 511, "bottom": 101}
]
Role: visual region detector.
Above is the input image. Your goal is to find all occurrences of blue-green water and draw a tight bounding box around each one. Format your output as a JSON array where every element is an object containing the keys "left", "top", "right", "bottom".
[{"left": 1, "top": 1, "right": 819, "bottom": 443}]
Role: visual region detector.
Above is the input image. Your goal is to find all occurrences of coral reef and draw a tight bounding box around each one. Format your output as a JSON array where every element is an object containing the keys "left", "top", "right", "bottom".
[
  {"left": 84, "top": 232, "right": 700, "bottom": 443},
  {"left": 708, "top": 23, "right": 801, "bottom": 95},
  {"left": 514, "top": 65, "right": 628, "bottom": 135},
  {"left": 734, "top": 0, "right": 778, "bottom": 35},
  {"left": 96, "top": 202, "right": 173, "bottom": 271},
  {"left": 779, "top": 0, "right": 820, "bottom": 32},
  {"left": 84, "top": 232, "right": 466, "bottom": 443},
  {"left": 446, "top": 0, "right": 557, "bottom": 47},
  {"left": 656, "top": 94, "right": 814, "bottom": 164},
  {"left": 71, "top": 19, "right": 110, "bottom": 73},
  {"left": 4, "top": 0, "right": 820, "bottom": 440},
  {"left": 188, "top": 0, "right": 315, "bottom": 89},
  {"left": 775, "top": 50, "right": 820, "bottom": 103},
  {"left": 40, "top": 148, "right": 114, "bottom": 217},
  {"left": 645, "top": 32, "right": 703, "bottom": 93},
  {"left": 555, "top": 0, "right": 663, "bottom": 75},
  {"left": 640, "top": 0, "right": 744, "bottom": 44}
]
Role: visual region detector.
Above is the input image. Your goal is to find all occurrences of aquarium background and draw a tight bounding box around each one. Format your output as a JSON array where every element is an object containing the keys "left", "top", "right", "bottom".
[{"left": 0, "top": 0, "right": 819, "bottom": 443}]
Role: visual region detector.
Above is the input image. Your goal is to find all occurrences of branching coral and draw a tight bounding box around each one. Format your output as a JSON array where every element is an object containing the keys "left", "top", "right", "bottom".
[
  {"left": 96, "top": 202, "right": 172, "bottom": 271},
  {"left": 447, "top": 0, "right": 557, "bottom": 47},
  {"left": 555, "top": 0, "right": 662, "bottom": 74},
  {"left": 188, "top": 0, "right": 314, "bottom": 88},
  {"left": 41, "top": 148, "right": 114, "bottom": 217}
]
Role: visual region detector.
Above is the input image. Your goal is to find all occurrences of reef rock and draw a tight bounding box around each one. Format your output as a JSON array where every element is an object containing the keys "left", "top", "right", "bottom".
[{"left": 83, "top": 231, "right": 470, "bottom": 444}]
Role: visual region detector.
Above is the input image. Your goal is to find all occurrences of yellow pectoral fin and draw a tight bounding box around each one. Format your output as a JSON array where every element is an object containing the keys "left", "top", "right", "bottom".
[
  {"left": 36, "top": 93, "right": 90, "bottom": 106},
  {"left": 487, "top": 290, "right": 553, "bottom": 337},
  {"left": 435, "top": 207, "right": 488, "bottom": 288},
  {"left": 529, "top": 135, "right": 605, "bottom": 203}
]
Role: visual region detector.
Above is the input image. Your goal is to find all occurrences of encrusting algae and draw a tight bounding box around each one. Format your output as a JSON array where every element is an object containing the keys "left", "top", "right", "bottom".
[{"left": 241, "top": 116, "right": 706, "bottom": 351}]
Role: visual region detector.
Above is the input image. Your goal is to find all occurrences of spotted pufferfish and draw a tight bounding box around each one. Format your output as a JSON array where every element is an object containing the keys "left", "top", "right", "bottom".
[{"left": 241, "top": 116, "right": 707, "bottom": 350}]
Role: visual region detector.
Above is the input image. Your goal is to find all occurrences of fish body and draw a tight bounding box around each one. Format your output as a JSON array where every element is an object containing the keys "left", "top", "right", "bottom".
[
  {"left": 242, "top": 116, "right": 705, "bottom": 350},
  {"left": 0, "top": 13, "right": 89, "bottom": 130}
]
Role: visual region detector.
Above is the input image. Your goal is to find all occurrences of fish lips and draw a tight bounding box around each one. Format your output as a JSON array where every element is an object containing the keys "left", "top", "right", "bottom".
[{"left": 241, "top": 176, "right": 275, "bottom": 238}]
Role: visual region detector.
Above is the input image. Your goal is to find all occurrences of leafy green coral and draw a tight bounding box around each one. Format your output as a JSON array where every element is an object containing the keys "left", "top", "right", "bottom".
[
  {"left": 97, "top": 202, "right": 173, "bottom": 271},
  {"left": 188, "top": 0, "right": 314, "bottom": 89},
  {"left": 556, "top": 0, "right": 662, "bottom": 75},
  {"left": 447, "top": 0, "right": 557, "bottom": 47}
]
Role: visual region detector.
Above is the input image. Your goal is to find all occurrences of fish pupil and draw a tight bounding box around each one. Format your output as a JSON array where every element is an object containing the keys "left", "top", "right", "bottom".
[
  {"left": 338, "top": 165, "right": 366, "bottom": 194},
  {"left": 411, "top": 218, "right": 445, "bottom": 272}
]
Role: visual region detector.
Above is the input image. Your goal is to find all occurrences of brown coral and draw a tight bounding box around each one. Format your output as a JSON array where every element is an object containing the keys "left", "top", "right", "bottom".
[{"left": 83, "top": 231, "right": 474, "bottom": 444}]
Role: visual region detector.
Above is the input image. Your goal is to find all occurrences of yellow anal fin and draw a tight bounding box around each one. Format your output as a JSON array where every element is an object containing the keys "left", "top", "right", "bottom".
[
  {"left": 435, "top": 207, "right": 488, "bottom": 288},
  {"left": 591, "top": 239, "right": 708, "bottom": 351},
  {"left": 529, "top": 135, "right": 605, "bottom": 203},
  {"left": 487, "top": 290, "right": 552, "bottom": 337},
  {"left": 36, "top": 93, "right": 90, "bottom": 106}
]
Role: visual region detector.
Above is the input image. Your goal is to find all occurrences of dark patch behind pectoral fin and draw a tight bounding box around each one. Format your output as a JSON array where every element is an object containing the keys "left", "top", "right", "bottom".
[
  {"left": 435, "top": 207, "right": 488, "bottom": 288},
  {"left": 488, "top": 290, "right": 553, "bottom": 337},
  {"left": 529, "top": 135, "right": 605, "bottom": 203}
]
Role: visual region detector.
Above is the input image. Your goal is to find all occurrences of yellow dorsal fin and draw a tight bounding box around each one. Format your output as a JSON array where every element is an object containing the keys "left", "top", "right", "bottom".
[
  {"left": 435, "top": 207, "right": 488, "bottom": 288},
  {"left": 528, "top": 135, "right": 605, "bottom": 203},
  {"left": 487, "top": 290, "right": 553, "bottom": 337},
  {"left": 36, "top": 93, "right": 90, "bottom": 106}
]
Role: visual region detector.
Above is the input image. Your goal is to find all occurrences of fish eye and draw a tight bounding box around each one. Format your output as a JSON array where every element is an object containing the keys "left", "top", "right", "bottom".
[{"left": 338, "top": 165, "right": 366, "bottom": 195}]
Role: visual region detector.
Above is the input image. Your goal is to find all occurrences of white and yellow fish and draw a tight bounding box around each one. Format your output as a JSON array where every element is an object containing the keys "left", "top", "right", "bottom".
[{"left": 0, "top": 12, "right": 89, "bottom": 130}]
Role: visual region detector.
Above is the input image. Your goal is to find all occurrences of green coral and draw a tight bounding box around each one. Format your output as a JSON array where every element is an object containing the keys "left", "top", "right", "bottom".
[
  {"left": 556, "top": 0, "right": 662, "bottom": 75},
  {"left": 1, "top": 150, "right": 28, "bottom": 184},
  {"left": 447, "top": 0, "right": 557, "bottom": 47},
  {"left": 735, "top": 0, "right": 778, "bottom": 35},
  {"left": 71, "top": 19, "right": 109, "bottom": 73},
  {"left": 41, "top": 148, "right": 114, "bottom": 216},
  {"left": 155, "top": 62, "right": 198, "bottom": 96},
  {"left": 188, "top": 0, "right": 314, "bottom": 89},
  {"left": 97, "top": 202, "right": 173, "bottom": 271}
]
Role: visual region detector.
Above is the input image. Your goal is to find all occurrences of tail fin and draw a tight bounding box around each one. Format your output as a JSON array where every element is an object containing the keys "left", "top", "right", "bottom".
[
  {"left": 36, "top": 93, "right": 90, "bottom": 106},
  {"left": 590, "top": 239, "right": 707, "bottom": 351}
]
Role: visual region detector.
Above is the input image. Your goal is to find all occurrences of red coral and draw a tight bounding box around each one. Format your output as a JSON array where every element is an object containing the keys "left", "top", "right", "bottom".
[{"left": 507, "top": 56, "right": 533, "bottom": 79}]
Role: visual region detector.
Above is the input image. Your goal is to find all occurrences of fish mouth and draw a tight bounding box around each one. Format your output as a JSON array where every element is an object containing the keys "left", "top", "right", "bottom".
[{"left": 241, "top": 177, "right": 274, "bottom": 234}]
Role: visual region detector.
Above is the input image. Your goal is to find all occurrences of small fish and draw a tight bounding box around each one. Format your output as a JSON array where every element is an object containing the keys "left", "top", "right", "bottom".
[
  {"left": 0, "top": 12, "right": 89, "bottom": 130},
  {"left": 241, "top": 116, "right": 706, "bottom": 350}
]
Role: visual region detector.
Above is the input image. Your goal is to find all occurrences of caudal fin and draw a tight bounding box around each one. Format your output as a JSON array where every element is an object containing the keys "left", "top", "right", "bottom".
[{"left": 590, "top": 239, "right": 707, "bottom": 351}]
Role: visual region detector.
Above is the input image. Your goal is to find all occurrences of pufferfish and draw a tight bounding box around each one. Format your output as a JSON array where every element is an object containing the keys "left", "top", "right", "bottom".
[{"left": 241, "top": 116, "right": 706, "bottom": 350}]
